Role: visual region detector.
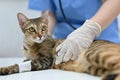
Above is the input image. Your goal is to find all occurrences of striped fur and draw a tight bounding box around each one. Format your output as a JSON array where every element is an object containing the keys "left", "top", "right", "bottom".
[{"left": 0, "top": 12, "right": 120, "bottom": 80}]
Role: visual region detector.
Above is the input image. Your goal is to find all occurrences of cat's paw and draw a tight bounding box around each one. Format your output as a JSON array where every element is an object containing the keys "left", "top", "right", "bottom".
[
  {"left": 0, "top": 64, "right": 19, "bottom": 75},
  {"left": 0, "top": 67, "right": 10, "bottom": 75}
]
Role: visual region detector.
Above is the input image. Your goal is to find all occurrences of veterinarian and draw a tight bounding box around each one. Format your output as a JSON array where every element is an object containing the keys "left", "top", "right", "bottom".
[{"left": 28, "top": 0, "right": 120, "bottom": 64}]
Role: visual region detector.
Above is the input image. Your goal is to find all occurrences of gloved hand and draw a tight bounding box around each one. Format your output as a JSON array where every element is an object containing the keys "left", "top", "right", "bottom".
[{"left": 55, "top": 20, "right": 102, "bottom": 64}]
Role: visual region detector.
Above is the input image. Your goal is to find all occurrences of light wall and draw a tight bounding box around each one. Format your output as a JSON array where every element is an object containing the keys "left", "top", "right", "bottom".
[{"left": 0, "top": 0, "right": 40, "bottom": 57}]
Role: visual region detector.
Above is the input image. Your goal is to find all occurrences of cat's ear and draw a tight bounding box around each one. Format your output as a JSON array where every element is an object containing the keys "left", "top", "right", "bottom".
[
  {"left": 41, "top": 9, "right": 50, "bottom": 23},
  {"left": 17, "top": 13, "right": 28, "bottom": 27}
]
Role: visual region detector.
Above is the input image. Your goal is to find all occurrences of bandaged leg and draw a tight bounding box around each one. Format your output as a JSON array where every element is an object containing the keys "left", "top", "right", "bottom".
[{"left": 18, "top": 60, "right": 31, "bottom": 73}]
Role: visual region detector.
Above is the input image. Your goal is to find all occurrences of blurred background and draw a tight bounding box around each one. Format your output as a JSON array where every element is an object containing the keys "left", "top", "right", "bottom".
[
  {"left": 0, "top": 0, "right": 40, "bottom": 57},
  {"left": 0, "top": 0, "right": 120, "bottom": 57}
]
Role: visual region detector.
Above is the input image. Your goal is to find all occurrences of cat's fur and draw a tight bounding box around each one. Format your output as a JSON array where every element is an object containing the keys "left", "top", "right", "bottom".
[{"left": 0, "top": 10, "right": 120, "bottom": 80}]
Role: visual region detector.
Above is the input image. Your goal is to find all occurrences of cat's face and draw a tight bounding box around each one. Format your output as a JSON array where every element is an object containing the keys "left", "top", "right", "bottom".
[{"left": 17, "top": 10, "right": 49, "bottom": 43}]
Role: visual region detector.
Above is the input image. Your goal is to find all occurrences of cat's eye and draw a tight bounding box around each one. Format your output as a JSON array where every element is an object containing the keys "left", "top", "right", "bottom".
[
  {"left": 29, "top": 27, "right": 35, "bottom": 32},
  {"left": 41, "top": 25, "right": 46, "bottom": 31}
]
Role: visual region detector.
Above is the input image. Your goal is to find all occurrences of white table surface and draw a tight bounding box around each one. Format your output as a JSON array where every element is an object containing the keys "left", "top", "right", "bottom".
[{"left": 0, "top": 58, "right": 101, "bottom": 80}]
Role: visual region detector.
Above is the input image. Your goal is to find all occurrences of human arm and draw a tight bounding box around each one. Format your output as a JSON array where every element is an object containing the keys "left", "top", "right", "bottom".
[
  {"left": 55, "top": 0, "right": 120, "bottom": 64},
  {"left": 91, "top": 0, "right": 120, "bottom": 29},
  {"left": 44, "top": 11, "right": 56, "bottom": 36}
]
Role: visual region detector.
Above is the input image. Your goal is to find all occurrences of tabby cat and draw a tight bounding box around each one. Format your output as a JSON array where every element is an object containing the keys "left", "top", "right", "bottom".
[{"left": 0, "top": 10, "right": 120, "bottom": 80}]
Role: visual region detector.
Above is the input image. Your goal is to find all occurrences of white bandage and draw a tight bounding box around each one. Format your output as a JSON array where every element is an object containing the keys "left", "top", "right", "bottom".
[{"left": 18, "top": 60, "right": 32, "bottom": 73}]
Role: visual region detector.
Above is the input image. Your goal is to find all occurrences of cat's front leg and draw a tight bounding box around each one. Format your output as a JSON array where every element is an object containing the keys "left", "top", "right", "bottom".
[
  {"left": 31, "top": 58, "right": 53, "bottom": 71},
  {"left": 0, "top": 64, "right": 19, "bottom": 75},
  {"left": 0, "top": 57, "right": 53, "bottom": 75}
]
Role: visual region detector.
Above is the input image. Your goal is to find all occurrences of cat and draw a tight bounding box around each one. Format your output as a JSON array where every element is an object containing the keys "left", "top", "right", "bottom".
[{"left": 0, "top": 10, "right": 120, "bottom": 80}]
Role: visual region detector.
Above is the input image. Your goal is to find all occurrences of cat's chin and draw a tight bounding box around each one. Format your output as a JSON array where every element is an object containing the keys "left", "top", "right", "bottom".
[
  {"left": 34, "top": 40, "right": 43, "bottom": 43},
  {"left": 33, "top": 37, "right": 46, "bottom": 43},
  {"left": 33, "top": 39, "right": 44, "bottom": 43}
]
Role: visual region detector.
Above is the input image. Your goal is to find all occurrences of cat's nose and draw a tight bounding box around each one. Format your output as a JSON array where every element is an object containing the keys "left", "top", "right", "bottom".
[
  {"left": 38, "top": 34, "right": 42, "bottom": 39},
  {"left": 38, "top": 35, "right": 42, "bottom": 39},
  {"left": 37, "top": 32, "right": 43, "bottom": 39}
]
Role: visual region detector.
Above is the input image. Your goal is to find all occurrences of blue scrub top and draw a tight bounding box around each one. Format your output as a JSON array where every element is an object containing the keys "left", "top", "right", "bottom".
[{"left": 29, "top": 0, "right": 120, "bottom": 44}]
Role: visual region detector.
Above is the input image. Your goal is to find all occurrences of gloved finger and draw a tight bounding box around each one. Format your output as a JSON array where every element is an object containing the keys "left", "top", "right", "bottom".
[
  {"left": 56, "top": 43, "right": 63, "bottom": 53},
  {"left": 55, "top": 44, "right": 68, "bottom": 64},
  {"left": 71, "top": 52, "right": 79, "bottom": 60},
  {"left": 55, "top": 52, "right": 64, "bottom": 65},
  {"left": 70, "top": 43, "right": 80, "bottom": 60},
  {"left": 56, "top": 40, "right": 68, "bottom": 56},
  {"left": 63, "top": 48, "right": 72, "bottom": 62},
  {"left": 55, "top": 52, "right": 67, "bottom": 64}
]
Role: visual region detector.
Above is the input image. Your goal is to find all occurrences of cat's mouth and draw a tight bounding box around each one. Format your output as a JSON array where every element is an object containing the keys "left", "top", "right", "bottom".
[{"left": 33, "top": 36, "right": 46, "bottom": 43}]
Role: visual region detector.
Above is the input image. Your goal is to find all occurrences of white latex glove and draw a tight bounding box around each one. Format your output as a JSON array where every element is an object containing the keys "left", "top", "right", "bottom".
[{"left": 55, "top": 20, "right": 102, "bottom": 64}]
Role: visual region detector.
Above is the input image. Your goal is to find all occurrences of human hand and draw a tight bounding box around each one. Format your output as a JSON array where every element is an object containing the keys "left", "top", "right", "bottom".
[{"left": 55, "top": 20, "right": 102, "bottom": 64}]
